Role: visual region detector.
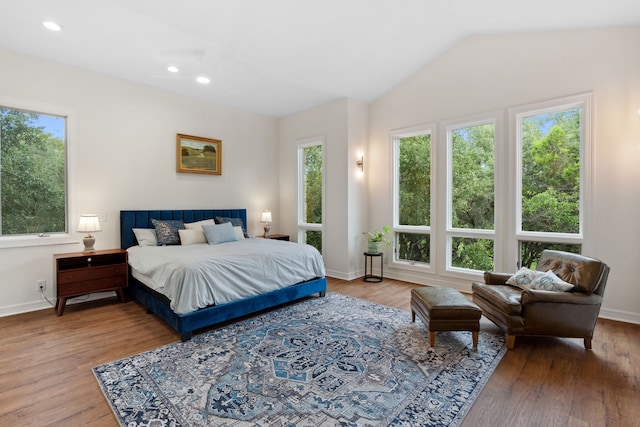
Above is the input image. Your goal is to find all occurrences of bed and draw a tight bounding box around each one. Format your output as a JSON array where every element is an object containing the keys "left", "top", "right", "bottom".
[{"left": 120, "top": 209, "right": 327, "bottom": 341}]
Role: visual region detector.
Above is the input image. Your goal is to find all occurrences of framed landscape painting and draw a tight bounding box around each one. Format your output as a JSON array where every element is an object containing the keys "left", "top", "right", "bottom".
[{"left": 176, "top": 133, "right": 222, "bottom": 175}]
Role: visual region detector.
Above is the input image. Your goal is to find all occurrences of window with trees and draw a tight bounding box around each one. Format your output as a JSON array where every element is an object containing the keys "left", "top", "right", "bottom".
[
  {"left": 446, "top": 119, "right": 496, "bottom": 272},
  {"left": 297, "top": 139, "right": 323, "bottom": 253},
  {"left": 513, "top": 94, "right": 590, "bottom": 268},
  {"left": 392, "top": 126, "right": 433, "bottom": 268},
  {"left": 391, "top": 93, "right": 591, "bottom": 277},
  {"left": 0, "top": 106, "right": 67, "bottom": 237}
]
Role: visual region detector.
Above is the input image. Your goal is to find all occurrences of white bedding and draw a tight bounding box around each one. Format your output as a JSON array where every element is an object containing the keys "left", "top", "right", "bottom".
[{"left": 127, "top": 238, "right": 325, "bottom": 314}]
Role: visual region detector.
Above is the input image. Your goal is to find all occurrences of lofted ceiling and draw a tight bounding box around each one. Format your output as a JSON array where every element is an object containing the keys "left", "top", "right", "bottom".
[{"left": 0, "top": 0, "right": 639, "bottom": 117}]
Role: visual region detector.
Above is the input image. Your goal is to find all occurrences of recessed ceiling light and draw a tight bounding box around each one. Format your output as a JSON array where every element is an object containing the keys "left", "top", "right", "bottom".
[
  {"left": 167, "top": 66, "right": 179, "bottom": 73},
  {"left": 196, "top": 76, "right": 210, "bottom": 84},
  {"left": 43, "top": 21, "right": 63, "bottom": 31}
]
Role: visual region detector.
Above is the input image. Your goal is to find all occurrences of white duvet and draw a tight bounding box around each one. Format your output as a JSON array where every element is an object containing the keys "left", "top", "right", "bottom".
[{"left": 127, "top": 238, "right": 325, "bottom": 314}]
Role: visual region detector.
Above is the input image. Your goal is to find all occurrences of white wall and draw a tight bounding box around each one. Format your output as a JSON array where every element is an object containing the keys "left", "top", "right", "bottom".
[
  {"left": 0, "top": 49, "right": 279, "bottom": 315},
  {"left": 278, "top": 99, "right": 369, "bottom": 279},
  {"left": 369, "top": 27, "right": 640, "bottom": 323}
]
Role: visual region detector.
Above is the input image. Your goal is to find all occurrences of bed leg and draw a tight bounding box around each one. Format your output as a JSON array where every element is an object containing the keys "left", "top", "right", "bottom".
[
  {"left": 319, "top": 291, "right": 326, "bottom": 297},
  {"left": 180, "top": 331, "right": 192, "bottom": 342}
]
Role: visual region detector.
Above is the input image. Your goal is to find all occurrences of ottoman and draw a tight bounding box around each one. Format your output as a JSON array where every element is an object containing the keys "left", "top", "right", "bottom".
[{"left": 411, "top": 287, "right": 482, "bottom": 349}]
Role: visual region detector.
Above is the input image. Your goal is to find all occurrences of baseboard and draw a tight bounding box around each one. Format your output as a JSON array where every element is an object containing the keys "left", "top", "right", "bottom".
[
  {"left": 0, "top": 300, "right": 52, "bottom": 317},
  {"left": 0, "top": 291, "right": 117, "bottom": 318},
  {"left": 599, "top": 307, "right": 640, "bottom": 325}
]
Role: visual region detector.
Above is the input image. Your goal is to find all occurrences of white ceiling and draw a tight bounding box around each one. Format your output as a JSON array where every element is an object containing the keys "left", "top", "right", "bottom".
[{"left": 1, "top": 0, "right": 639, "bottom": 117}]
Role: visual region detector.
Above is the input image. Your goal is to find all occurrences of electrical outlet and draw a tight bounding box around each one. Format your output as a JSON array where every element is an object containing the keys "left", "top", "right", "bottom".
[{"left": 37, "top": 279, "right": 46, "bottom": 292}]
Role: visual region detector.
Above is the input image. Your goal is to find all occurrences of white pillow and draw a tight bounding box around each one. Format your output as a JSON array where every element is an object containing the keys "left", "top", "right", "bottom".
[
  {"left": 184, "top": 219, "right": 215, "bottom": 229},
  {"left": 178, "top": 228, "right": 207, "bottom": 245},
  {"left": 233, "top": 226, "right": 245, "bottom": 240},
  {"left": 202, "top": 222, "right": 239, "bottom": 244},
  {"left": 133, "top": 228, "right": 157, "bottom": 246}
]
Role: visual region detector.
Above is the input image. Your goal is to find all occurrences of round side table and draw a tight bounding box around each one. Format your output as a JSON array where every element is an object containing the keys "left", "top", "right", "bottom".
[{"left": 363, "top": 252, "right": 383, "bottom": 282}]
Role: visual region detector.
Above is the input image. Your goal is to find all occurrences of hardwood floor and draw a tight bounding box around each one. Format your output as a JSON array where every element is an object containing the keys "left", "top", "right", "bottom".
[{"left": 1, "top": 277, "right": 638, "bottom": 426}]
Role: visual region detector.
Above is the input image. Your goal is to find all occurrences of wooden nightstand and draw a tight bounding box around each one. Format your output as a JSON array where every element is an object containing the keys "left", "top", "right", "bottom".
[
  {"left": 54, "top": 249, "right": 128, "bottom": 316},
  {"left": 259, "top": 234, "right": 290, "bottom": 241}
]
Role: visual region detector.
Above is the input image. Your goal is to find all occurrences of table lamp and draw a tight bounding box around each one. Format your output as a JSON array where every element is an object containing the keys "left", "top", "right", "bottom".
[
  {"left": 261, "top": 210, "right": 272, "bottom": 238},
  {"left": 77, "top": 214, "right": 101, "bottom": 252}
]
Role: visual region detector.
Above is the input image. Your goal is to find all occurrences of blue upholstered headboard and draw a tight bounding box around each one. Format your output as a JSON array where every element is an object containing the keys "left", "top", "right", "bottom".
[{"left": 120, "top": 209, "right": 247, "bottom": 249}]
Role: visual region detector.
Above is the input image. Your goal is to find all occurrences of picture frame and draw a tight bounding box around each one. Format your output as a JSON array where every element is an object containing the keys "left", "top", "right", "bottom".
[{"left": 176, "top": 133, "right": 222, "bottom": 175}]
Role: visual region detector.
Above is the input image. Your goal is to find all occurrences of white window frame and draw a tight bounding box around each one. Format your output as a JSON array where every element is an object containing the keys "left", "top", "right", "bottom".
[
  {"left": 390, "top": 123, "right": 436, "bottom": 274},
  {"left": 506, "top": 92, "right": 593, "bottom": 269},
  {"left": 440, "top": 111, "right": 505, "bottom": 278},
  {"left": 296, "top": 136, "right": 325, "bottom": 253},
  {"left": 0, "top": 96, "right": 76, "bottom": 249}
]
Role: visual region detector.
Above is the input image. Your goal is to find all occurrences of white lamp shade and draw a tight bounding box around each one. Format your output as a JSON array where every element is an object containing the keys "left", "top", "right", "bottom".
[
  {"left": 77, "top": 215, "right": 102, "bottom": 233},
  {"left": 261, "top": 210, "right": 272, "bottom": 223}
]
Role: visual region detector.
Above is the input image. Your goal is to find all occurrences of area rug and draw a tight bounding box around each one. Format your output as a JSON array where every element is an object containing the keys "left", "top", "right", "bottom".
[{"left": 93, "top": 292, "right": 506, "bottom": 426}]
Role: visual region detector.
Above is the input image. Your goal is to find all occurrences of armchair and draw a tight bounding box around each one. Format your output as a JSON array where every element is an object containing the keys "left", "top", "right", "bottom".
[{"left": 472, "top": 250, "right": 610, "bottom": 349}]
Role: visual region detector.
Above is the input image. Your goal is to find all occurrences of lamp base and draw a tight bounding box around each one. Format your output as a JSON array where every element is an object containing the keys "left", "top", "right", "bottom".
[
  {"left": 83, "top": 235, "right": 96, "bottom": 253},
  {"left": 263, "top": 224, "right": 271, "bottom": 238}
]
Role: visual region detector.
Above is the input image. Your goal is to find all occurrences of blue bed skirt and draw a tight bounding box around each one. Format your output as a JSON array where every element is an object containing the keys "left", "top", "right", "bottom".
[{"left": 120, "top": 209, "right": 327, "bottom": 341}]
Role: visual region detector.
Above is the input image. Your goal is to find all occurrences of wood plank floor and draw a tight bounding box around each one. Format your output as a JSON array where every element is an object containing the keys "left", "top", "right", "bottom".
[{"left": 1, "top": 277, "right": 638, "bottom": 426}]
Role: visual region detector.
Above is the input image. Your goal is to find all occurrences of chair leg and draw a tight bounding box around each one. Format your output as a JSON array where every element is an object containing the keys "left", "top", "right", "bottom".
[
  {"left": 505, "top": 334, "right": 516, "bottom": 349},
  {"left": 584, "top": 337, "right": 592, "bottom": 349},
  {"left": 429, "top": 331, "right": 436, "bottom": 347},
  {"left": 472, "top": 331, "right": 479, "bottom": 349}
]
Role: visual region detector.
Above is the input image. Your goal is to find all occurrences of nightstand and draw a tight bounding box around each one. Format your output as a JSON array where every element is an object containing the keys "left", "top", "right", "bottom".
[
  {"left": 260, "top": 234, "right": 290, "bottom": 241},
  {"left": 54, "top": 249, "right": 128, "bottom": 316}
]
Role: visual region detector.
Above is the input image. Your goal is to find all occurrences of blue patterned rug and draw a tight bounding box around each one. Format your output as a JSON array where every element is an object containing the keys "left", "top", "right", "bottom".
[{"left": 93, "top": 292, "right": 506, "bottom": 426}]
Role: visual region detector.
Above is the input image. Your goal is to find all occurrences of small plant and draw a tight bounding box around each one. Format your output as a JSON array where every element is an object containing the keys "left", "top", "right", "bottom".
[{"left": 362, "top": 225, "right": 392, "bottom": 247}]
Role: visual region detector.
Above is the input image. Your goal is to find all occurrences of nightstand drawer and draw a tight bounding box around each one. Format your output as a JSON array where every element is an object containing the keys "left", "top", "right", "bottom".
[
  {"left": 57, "top": 265, "right": 126, "bottom": 284},
  {"left": 57, "top": 276, "right": 127, "bottom": 296}
]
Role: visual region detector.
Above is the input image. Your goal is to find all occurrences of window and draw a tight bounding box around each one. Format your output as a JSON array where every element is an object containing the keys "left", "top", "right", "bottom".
[
  {"left": 390, "top": 94, "right": 591, "bottom": 278},
  {"left": 513, "top": 93, "right": 591, "bottom": 267},
  {"left": 0, "top": 106, "right": 67, "bottom": 237},
  {"left": 392, "top": 125, "right": 433, "bottom": 268},
  {"left": 446, "top": 119, "right": 496, "bottom": 272},
  {"left": 297, "top": 138, "right": 323, "bottom": 252}
]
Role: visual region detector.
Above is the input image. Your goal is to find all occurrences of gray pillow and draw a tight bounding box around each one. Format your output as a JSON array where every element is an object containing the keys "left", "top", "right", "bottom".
[
  {"left": 215, "top": 216, "right": 249, "bottom": 237},
  {"left": 203, "top": 222, "right": 240, "bottom": 244},
  {"left": 151, "top": 218, "right": 184, "bottom": 245}
]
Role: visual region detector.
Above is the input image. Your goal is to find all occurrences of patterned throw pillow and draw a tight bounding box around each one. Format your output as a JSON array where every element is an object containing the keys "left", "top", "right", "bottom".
[
  {"left": 506, "top": 267, "right": 574, "bottom": 292},
  {"left": 506, "top": 267, "right": 544, "bottom": 289},
  {"left": 529, "top": 270, "right": 574, "bottom": 292},
  {"left": 151, "top": 219, "right": 184, "bottom": 245}
]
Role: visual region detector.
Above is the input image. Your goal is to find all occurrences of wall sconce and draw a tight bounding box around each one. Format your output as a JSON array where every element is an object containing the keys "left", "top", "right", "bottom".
[
  {"left": 356, "top": 155, "right": 364, "bottom": 172},
  {"left": 77, "top": 214, "right": 101, "bottom": 253},
  {"left": 261, "top": 210, "right": 272, "bottom": 238}
]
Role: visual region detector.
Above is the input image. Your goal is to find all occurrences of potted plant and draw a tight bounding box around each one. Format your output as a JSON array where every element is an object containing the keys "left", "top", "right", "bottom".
[{"left": 363, "top": 225, "right": 391, "bottom": 254}]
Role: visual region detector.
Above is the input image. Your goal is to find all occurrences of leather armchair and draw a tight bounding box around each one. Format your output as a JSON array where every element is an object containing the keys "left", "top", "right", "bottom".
[{"left": 472, "top": 250, "right": 610, "bottom": 349}]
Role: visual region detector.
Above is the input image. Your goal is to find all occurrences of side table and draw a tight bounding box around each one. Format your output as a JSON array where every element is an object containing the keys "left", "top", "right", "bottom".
[
  {"left": 258, "top": 234, "right": 290, "bottom": 241},
  {"left": 54, "top": 249, "right": 128, "bottom": 315},
  {"left": 363, "top": 252, "right": 383, "bottom": 283}
]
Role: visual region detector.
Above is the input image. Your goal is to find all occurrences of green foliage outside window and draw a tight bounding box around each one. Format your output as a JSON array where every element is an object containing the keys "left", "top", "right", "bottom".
[
  {"left": 396, "top": 107, "right": 582, "bottom": 271},
  {"left": 303, "top": 145, "right": 322, "bottom": 252},
  {"left": 397, "top": 134, "right": 430, "bottom": 263},
  {"left": 0, "top": 108, "right": 66, "bottom": 235}
]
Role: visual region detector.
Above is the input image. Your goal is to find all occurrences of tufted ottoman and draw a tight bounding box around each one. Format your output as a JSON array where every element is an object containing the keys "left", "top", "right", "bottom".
[{"left": 411, "top": 287, "right": 482, "bottom": 349}]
